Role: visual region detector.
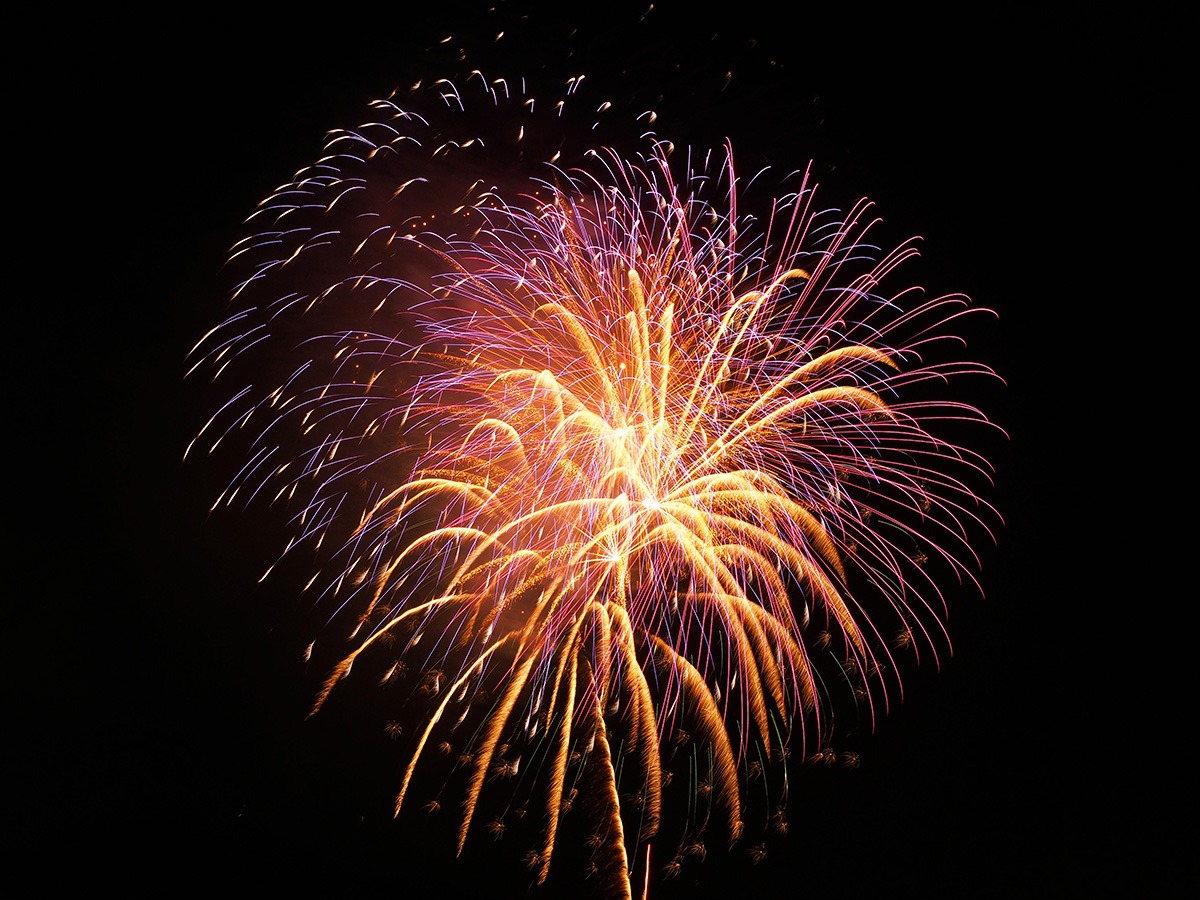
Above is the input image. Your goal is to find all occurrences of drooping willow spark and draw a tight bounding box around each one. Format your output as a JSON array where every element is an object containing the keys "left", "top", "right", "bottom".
[{"left": 188, "top": 71, "right": 1000, "bottom": 896}]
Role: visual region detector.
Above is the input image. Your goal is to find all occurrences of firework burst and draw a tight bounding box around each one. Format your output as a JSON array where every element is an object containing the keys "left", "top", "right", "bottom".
[{"left": 188, "top": 71, "right": 1000, "bottom": 896}]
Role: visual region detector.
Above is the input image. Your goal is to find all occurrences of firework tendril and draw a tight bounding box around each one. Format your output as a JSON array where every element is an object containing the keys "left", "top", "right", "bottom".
[{"left": 188, "top": 72, "right": 1001, "bottom": 896}]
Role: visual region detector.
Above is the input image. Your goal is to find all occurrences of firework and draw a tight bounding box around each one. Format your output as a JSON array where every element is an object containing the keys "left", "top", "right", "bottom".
[{"left": 188, "top": 71, "right": 1000, "bottom": 896}]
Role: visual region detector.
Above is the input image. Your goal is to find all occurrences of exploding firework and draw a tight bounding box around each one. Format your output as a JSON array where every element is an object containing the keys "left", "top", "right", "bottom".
[{"left": 188, "top": 69, "right": 1000, "bottom": 897}]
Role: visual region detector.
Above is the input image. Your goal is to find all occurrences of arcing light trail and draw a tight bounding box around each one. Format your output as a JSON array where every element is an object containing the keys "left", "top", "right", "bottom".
[{"left": 188, "top": 70, "right": 1001, "bottom": 897}]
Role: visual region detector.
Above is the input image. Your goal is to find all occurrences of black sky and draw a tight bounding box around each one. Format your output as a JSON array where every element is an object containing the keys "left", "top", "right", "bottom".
[{"left": 30, "top": 3, "right": 1137, "bottom": 896}]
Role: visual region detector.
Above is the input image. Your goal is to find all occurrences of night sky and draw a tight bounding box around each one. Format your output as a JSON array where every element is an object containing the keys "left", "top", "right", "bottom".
[{"left": 29, "top": 3, "right": 1137, "bottom": 896}]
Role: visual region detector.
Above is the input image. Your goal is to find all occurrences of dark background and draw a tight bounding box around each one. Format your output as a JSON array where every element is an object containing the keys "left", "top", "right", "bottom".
[{"left": 30, "top": 2, "right": 1137, "bottom": 896}]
